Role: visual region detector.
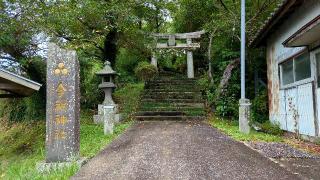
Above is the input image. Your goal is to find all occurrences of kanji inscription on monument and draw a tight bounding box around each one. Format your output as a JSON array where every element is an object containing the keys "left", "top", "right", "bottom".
[{"left": 46, "top": 43, "right": 80, "bottom": 162}]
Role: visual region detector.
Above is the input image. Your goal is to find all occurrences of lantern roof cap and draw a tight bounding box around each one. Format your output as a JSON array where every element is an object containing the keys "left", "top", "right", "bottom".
[{"left": 96, "top": 61, "right": 117, "bottom": 76}]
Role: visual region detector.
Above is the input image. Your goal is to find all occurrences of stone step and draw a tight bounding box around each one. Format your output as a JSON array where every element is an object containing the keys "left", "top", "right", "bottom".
[
  {"left": 144, "top": 91, "right": 200, "bottom": 95},
  {"left": 145, "top": 86, "right": 198, "bottom": 90},
  {"left": 146, "top": 81, "right": 196, "bottom": 86},
  {"left": 135, "top": 115, "right": 205, "bottom": 121},
  {"left": 137, "top": 72, "right": 205, "bottom": 122},
  {"left": 140, "top": 102, "right": 205, "bottom": 108},
  {"left": 137, "top": 109, "right": 206, "bottom": 116},
  {"left": 139, "top": 106, "right": 204, "bottom": 111},
  {"left": 145, "top": 88, "right": 200, "bottom": 93},
  {"left": 153, "top": 76, "right": 194, "bottom": 82},
  {"left": 135, "top": 111, "right": 185, "bottom": 116},
  {"left": 144, "top": 89, "right": 201, "bottom": 93},
  {"left": 146, "top": 82, "right": 196, "bottom": 87},
  {"left": 157, "top": 73, "right": 190, "bottom": 77},
  {"left": 157, "top": 73, "right": 187, "bottom": 78},
  {"left": 141, "top": 99, "right": 204, "bottom": 103},
  {"left": 139, "top": 106, "right": 205, "bottom": 111},
  {"left": 149, "top": 78, "right": 197, "bottom": 83},
  {"left": 143, "top": 94, "right": 202, "bottom": 100},
  {"left": 145, "top": 86, "right": 200, "bottom": 90}
]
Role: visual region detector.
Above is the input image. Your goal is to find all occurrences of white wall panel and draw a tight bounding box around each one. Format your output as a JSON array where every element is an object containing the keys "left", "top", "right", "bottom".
[
  {"left": 278, "top": 90, "right": 288, "bottom": 130},
  {"left": 285, "top": 87, "right": 298, "bottom": 133},
  {"left": 297, "top": 83, "right": 316, "bottom": 136}
]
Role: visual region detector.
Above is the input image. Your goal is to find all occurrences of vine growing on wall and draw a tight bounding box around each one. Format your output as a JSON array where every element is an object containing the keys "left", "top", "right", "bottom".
[{"left": 288, "top": 97, "right": 300, "bottom": 138}]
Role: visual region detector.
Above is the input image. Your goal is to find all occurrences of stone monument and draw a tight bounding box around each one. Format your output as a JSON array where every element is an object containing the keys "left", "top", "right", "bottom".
[
  {"left": 38, "top": 43, "right": 84, "bottom": 171},
  {"left": 93, "top": 61, "right": 119, "bottom": 134},
  {"left": 239, "top": 98, "right": 251, "bottom": 134}
]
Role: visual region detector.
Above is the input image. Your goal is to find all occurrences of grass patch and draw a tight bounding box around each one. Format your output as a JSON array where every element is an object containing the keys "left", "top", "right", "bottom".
[
  {"left": 209, "top": 116, "right": 283, "bottom": 142},
  {"left": 0, "top": 114, "right": 132, "bottom": 179},
  {"left": 0, "top": 81, "right": 141, "bottom": 179}
]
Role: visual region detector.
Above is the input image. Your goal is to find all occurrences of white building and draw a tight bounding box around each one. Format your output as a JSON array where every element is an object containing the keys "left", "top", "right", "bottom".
[{"left": 251, "top": 0, "right": 320, "bottom": 139}]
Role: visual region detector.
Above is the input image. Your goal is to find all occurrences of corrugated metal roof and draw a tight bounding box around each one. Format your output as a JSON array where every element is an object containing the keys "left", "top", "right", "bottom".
[
  {"left": 250, "top": 0, "right": 302, "bottom": 47},
  {"left": 0, "top": 69, "right": 42, "bottom": 87}
]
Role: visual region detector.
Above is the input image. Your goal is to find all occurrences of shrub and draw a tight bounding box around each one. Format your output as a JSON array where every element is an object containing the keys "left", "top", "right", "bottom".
[
  {"left": 260, "top": 121, "right": 283, "bottom": 136},
  {"left": 134, "top": 62, "right": 158, "bottom": 82},
  {"left": 0, "top": 92, "right": 45, "bottom": 122},
  {"left": 214, "top": 68, "right": 240, "bottom": 118},
  {"left": 251, "top": 90, "right": 269, "bottom": 123},
  {"left": 113, "top": 83, "right": 144, "bottom": 120},
  {"left": 215, "top": 94, "right": 239, "bottom": 118},
  {"left": 197, "top": 75, "right": 210, "bottom": 92},
  {"left": 197, "top": 76, "right": 216, "bottom": 107}
]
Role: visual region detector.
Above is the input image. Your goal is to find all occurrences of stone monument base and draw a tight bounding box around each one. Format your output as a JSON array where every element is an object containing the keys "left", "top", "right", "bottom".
[
  {"left": 239, "top": 98, "right": 251, "bottom": 134},
  {"left": 37, "top": 157, "right": 88, "bottom": 173},
  {"left": 114, "top": 113, "right": 123, "bottom": 123},
  {"left": 94, "top": 114, "right": 122, "bottom": 124},
  {"left": 93, "top": 114, "right": 103, "bottom": 124},
  {"left": 93, "top": 104, "right": 106, "bottom": 124},
  {"left": 93, "top": 104, "right": 122, "bottom": 124}
]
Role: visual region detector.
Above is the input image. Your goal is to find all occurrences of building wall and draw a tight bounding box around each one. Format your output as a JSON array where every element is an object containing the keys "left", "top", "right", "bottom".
[{"left": 266, "top": 0, "right": 320, "bottom": 136}]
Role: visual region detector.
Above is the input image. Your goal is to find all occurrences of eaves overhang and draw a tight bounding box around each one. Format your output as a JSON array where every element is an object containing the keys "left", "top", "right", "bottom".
[
  {"left": 283, "top": 15, "right": 320, "bottom": 47},
  {"left": 0, "top": 69, "right": 42, "bottom": 98}
]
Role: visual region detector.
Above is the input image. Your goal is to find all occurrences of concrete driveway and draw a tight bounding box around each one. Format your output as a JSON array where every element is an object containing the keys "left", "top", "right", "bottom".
[{"left": 72, "top": 121, "right": 299, "bottom": 180}]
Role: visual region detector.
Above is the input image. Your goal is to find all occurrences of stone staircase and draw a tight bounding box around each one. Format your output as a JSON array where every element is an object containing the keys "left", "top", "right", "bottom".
[{"left": 135, "top": 72, "right": 206, "bottom": 121}]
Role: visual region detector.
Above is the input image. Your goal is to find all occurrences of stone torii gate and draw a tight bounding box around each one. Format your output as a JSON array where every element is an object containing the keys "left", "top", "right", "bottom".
[{"left": 151, "top": 30, "right": 205, "bottom": 78}]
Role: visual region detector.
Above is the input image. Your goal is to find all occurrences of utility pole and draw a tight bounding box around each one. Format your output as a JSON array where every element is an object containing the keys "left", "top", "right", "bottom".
[{"left": 239, "top": 0, "right": 251, "bottom": 134}]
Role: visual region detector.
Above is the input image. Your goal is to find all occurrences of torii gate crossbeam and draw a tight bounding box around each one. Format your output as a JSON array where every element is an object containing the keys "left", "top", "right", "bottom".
[{"left": 151, "top": 30, "right": 205, "bottom": 78}]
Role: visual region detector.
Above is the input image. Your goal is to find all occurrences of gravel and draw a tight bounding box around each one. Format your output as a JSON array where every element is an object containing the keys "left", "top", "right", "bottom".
[{"left": 247, "top": 142, "right": 320, "bottom": 159}]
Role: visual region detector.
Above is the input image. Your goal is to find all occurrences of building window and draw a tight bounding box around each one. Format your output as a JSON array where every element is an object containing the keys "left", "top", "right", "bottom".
[
  {"left": 281, "top": 60, "right": 294, "bottom": 85},
  {"left": 280, "top": 52, "right": 311, "bottom": 86}
]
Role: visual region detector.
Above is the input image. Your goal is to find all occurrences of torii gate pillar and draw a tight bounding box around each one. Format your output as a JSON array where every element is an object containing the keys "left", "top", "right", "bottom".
[
  {"left": 187, "top": 38, "right": 194, "bottom": 78},
  {"left": 151, "top": 52, "right": 158, "bottom": 69}
]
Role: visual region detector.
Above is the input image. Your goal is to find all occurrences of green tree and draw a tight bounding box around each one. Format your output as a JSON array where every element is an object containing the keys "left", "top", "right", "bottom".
[{"left": 171, "top": 0, "right": 281, "bottom": 119}]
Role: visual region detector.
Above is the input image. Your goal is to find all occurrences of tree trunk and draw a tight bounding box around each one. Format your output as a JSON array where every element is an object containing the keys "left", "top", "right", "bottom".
[
  {"left": 208, "top": 34, "right": 214, "bottom": 84},
  {"left": 103, "top": 29, "right": 118, "bottom": 67},
  {"left": 216, "top": 58, "right": 240, "bottom": 97}
]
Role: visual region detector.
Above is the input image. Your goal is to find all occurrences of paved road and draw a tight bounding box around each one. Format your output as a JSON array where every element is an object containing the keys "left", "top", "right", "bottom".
[{"left": 72, "top": 121, "right": 299, "bottom": 180}]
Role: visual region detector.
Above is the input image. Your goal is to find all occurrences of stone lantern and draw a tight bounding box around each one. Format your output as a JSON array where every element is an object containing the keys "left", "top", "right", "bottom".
[
  {"left": 96, "top": 61, "right": 117, "bottom": 105},
  {"left": 93, "top": 61, "right": 119, "bottom": 134}
]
